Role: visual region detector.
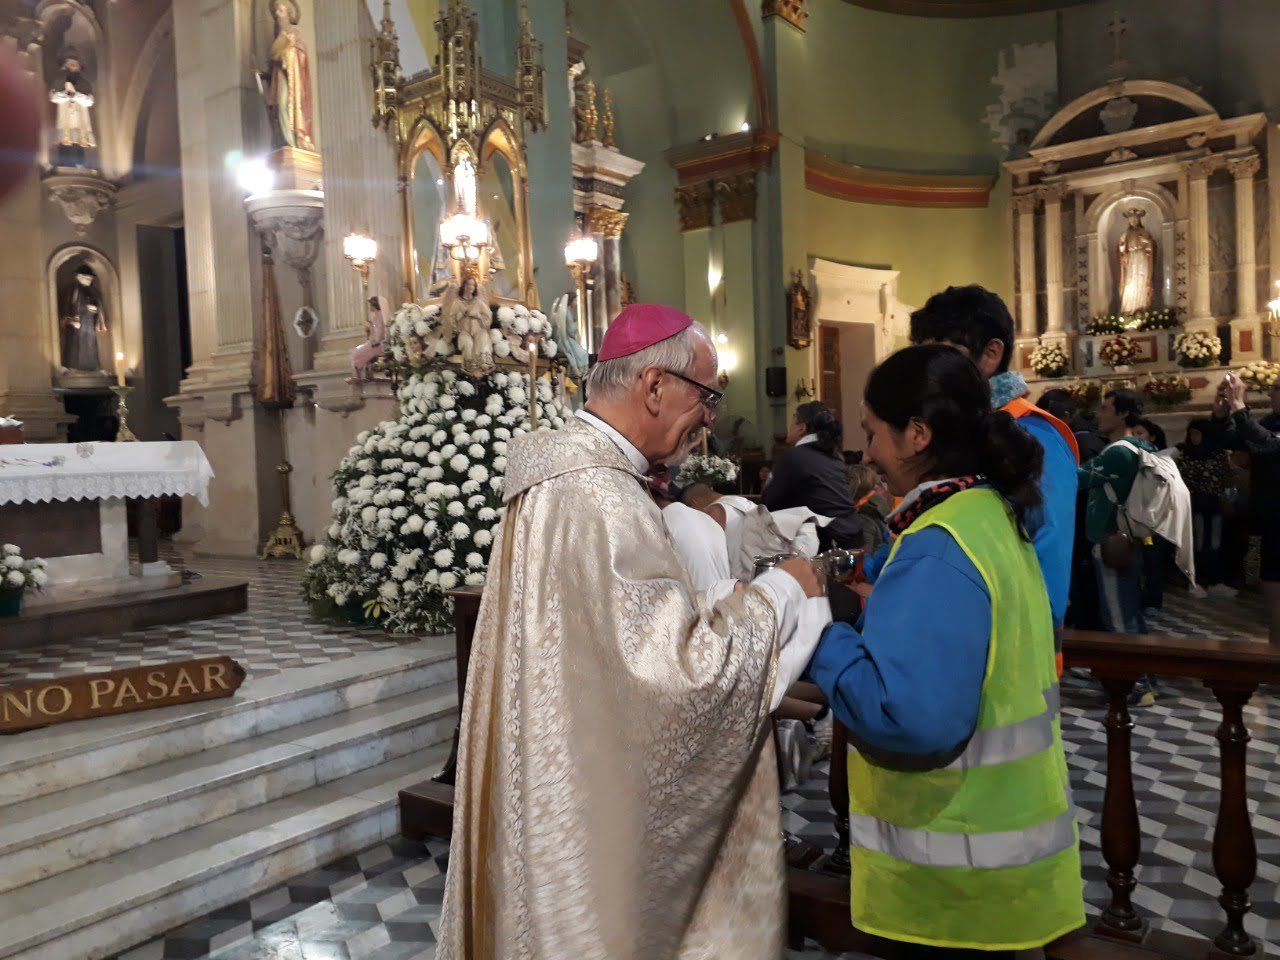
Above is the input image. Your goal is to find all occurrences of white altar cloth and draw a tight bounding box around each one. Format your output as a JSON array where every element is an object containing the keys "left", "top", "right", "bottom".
[{"left": 0, "top": 441, "right": 214, "bottom": 507}]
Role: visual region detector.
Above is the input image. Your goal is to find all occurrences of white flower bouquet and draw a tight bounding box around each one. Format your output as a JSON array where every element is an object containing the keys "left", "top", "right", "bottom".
[
  {"left": 1239, "top": 361, "right": 1280, "bottom": 393},
  {"left": 678, "top": 454, "right": 739, "bottom": 488},
  {"left": 1098, "top": 335, "right": 1139, "bottom": 369},
  {"left": 1142, "top": 372, "right": 1192, "bottom": 408},
  {"left": 304, "top": 317, "right": 572, "bottom": 635},
  {"left": 0, "top": 544, "right": 48, "bottom": 616},
  {"left": 1173, "top": 331, "right": 1222, "bottom": 369},
  {"left": 1029, "top": 341, "right": 1069, "bottom": 378}
]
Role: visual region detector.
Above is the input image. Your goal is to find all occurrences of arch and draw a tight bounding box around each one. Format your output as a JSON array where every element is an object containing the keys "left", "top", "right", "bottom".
[
  {"left": 46, "top": 243, "right": 125, "bottom": 382},
  {"left": 480, "top": 115, "right": 533, "bottom": 303},
  {"left": 1082, "top": 181, "right": 1181, "bottom": 319},
  {"left": 1084, "top": 179, "right": 1179, "bottom": 232},
  {"left": 116, "top": 8, "right": 174, "bottom": 179},
  {"left": 1031, "top": 80, "right": 1218, "bottom": 150}
]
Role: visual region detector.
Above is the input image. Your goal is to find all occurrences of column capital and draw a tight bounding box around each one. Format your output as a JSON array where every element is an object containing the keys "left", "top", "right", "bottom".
[
  {"left": 1228, "top": 153, "right": 1262, "bottom": 180},
  {"left": 1037, "top": 183, "right": 1068, "bottom": 204},
  {"left": 716, "top": 171, "right": 758, "bottom": 224},
  {"left": 674, "top": 183, "right": 715, "bottom": 232},
  {"left": 762, "top": 0, "right": 808, "bottom": 31},
  {"left": 584, "top": 204, "right": 629, "bottom": 239},
  {"left": 1012, "top": 191, "right": 1040, "bottom": 215},
  {"left": 1184, "top": 155, "right": 1225, "bottom": 181}
]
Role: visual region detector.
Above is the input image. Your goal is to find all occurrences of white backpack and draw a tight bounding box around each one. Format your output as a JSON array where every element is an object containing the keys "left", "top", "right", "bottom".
[{"left": 1104, "top": 439, "right": 1196, "bottom": 582}]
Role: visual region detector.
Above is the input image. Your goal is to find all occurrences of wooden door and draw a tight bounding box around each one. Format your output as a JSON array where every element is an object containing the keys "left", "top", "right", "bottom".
[{"left": 819, "top": 324, "right": 842, "bottom": 416}]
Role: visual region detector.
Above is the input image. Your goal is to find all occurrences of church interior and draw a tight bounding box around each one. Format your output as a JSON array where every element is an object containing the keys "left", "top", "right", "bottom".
[{"left": 1, "top": 0, "right": 1280, "bottom": 957}]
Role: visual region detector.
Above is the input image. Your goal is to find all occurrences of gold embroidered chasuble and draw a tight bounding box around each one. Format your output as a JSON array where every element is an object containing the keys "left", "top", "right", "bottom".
[{"left": 436, "top": 418, "right": 787, "bottom": 959}]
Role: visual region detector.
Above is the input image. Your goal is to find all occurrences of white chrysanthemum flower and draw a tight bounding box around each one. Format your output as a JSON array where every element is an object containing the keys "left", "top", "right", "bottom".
[
  {"left": 391, "top": 565, "right": 409, "bottom": 581},
  {"left": 370, "top": 552, "right": 389, "bottom": 570},
  {"left": 477, "top": 507, "right": 498, "bottom": 522},
  {"left": 356, "top": 430, "right": 371, "bottom": 443},
  {"left": 512, "top": 316, "right": 530, "bottom": 335},
  {"left": 543, "top": 339, "right": 557, "bottom": 357},
  {"left": 406, "top": 514, "right": 425, "bottom": 533},
  {"left": 392, "top": 506, "right": 409, "bottom": 520},
  {"left": 30, "top": 569, "right": 48, "bottom": 587},
  {"left": 465, "top": 572, "right": 485, "bottom": 586},
  {"left": 379, "top": 581, "right": 399, "bottom": 600},
  {"left": 424, "top": 568, "right": 440, "bottom": 586},
  {"left": 412, "top": 441, "right": 429, "bottom": 458},
  {"left": 439, "top": 571, "right": 458, "bottom": 590},
  {"left": 440, "top": 443, "right": 457, "bottom": 458},
  {"left": 494, "top": 455, "right": 507, "bottom": 471},
  {"left": 404, "top": 580, "right": 419, "bottom": 593},
  {"left": 474, "top": 528, "right": 493, "bottom": 547},
  {"left": 444, "top": 484, "right": 460, "bottom": 497},
  {"left": 457, "top": 380, "right": 476, "bottom": 396},
  {"left": 3, "top": 555, "right": 23, "bottom": 569},
  {"left": 497, "top": 305, "right": 516, "bottom": 325},
  {"left": 426, "top": 481, "right": 445, "bottom": 499},
  {"left": 438, "top": 395, "right": 457, "bottom": 409},
  {"left": 377, "top": 507, "right": 392, "bottom": 520},
  {"left": 432, "top": 430, "right": 448, "bottom": 444},
  {"left": 328, "top": 523, "right": 341, "bottom": 539},
  {"left": 494, "top": 338, "right": 511, "bottom": 358},
  {"left": 470, "top": 429, "right": 490, "bottom": 443},
  {"left": 361, "top": 505, "right": 378, "bottom": 524},
  {"left": 389, "top": 489, "right": 405, "bottom": 502},
  {"left": 490, "top": 476, "right": 505, "bottom": 491},
  {"left": 338, "top": 548, "right": 361, "bottom": 565},
  {"left": 427, "top": 451, "right": 443, "bottom": 466},
  {"left": 462, "top": 409, "right": 477, "bottom": 422},
  {"left": 461, "top": 480, "right": 481, "bottom": 495},
  {"left": 466, "top": 444, "right": 483, "bottom": 459},
  {"left": 425, "top": 465, "right": 444, "bottom": 480},
  {"left": 450, "top": 453, "right": 469, "bottom": 472},
  {"left": 468, "top": 464, "right": 489, "bottom": 482},
  {"left": 451, "top": 422, "right": 468, "bottom": 435},
  {"left": 467, "top": 494, "right": 485, "bottom": 508},
  {"left": 310, "top": 545, "right": 328, "bottom": 563},
  {"left": 508, "top": 387, "right": 527, "bottom": 404},
  {"left": 466, "top": 552, "right": 483, "bottom": 568},
  {"left": 434, "top": 548, "right": 454, "bottom": 567},
  {"left": 359, "top": 475, "right": 376, "bottom": 489},
  {"left": 447, "top": 501, "right": 466, "bottom": 517},
  {"left": 475, "top": 414, "right": 492, "bottom": 428},
  {"left": 425, "top": 520, "right": 438, "bottom": 537},
  {"left": 494, "top": 428, "right": 511, "bottom": 441},
  {"left": 454, "top": 522, "right": 471, "bottom": 540},
  {"left": 372, "top": 491, "right": 389, "bottom": 507}
]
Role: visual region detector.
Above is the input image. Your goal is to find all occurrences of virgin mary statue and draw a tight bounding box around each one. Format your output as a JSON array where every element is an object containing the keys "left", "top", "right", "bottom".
[
  {"left": 1117, "top": 208, "right": 1156, "bottom": 315},
  {"left": 267, "top": 0, "right": 315, "bottom": 152}
]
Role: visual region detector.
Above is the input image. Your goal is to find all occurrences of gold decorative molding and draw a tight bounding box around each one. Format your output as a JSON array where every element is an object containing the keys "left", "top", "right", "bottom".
[
  {"left": 805, "top": 151, "right": 996, "bottom": 209},
  {"left": 716, "top": 172, "right": 757, "bottom": 223},
  {"left": 666, "top": 128, "right": 779, "bottom": 186},
  {"left": 839, "top": 0, "right": 1091, "bottom": 14},
  {"left": 762, "top": 0, "right": 808, "bottom": 30},
  {"left": 584, "top": 204, "right": 629, "bottom": 238},
  {"left": 674, "top": 184, "right": 715, "bottom": 232},
  {"left": 601, "top": 89, "right": 616, "bottom": 149}
]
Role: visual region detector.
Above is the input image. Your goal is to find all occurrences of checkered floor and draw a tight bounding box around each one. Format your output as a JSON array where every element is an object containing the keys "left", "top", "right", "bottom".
[
  {"left": 0, "top": 547, "right": 416, "bottom": 685},
  {"left": 113, "top": 586, "right": 1280, "bottom": 960}
]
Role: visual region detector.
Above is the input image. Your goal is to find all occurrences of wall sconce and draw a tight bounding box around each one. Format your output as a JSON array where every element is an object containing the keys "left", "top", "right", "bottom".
[
  {"left": 440, "top": 213, "right": 490, "bottom": 265},
  {"left": 717, "top": 347, "right": 738, "bottom": 389},
  {"left": 236, "top": 156, "right": 275, "bottom": 197},
  {"left": 794, "top": 377, "right": 816, "bottom": 402},
  {"left": 343, "top": 233, "right": 377, "bottom": 299},
  {"left": 565, "top": 234, "right": 599, "bottom": 352}
]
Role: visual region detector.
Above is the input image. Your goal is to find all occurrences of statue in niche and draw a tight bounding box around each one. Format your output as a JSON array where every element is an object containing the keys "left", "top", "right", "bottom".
[
  {"left": 60, "top": 264, "right": 108, "bottom": 373},
  {"left": 550, "top": 290, "right": 589, "bottom": 379},
  {"left": 351, "top": 296, "right": 389, "bottom": 382},
  {"left": 438, "top": 274, "right": 495, "bottom": 376},
  {"left": 49, "top": 48, "right": 95, "bottom": 168},
  {"left": 264, "top": 0, "right": 316, "bottom": 152},
  {"left": 1117, "top": 207, "right": 1156, "bottom": 315},
  {"left": 786, "top": 269, "right": 812, "bottom": 349}
]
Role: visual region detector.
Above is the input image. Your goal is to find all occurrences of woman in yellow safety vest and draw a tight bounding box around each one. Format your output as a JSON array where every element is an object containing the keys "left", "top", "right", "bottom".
[{"left": 808, "top": 344, "right": 1084, "bottom": 959}]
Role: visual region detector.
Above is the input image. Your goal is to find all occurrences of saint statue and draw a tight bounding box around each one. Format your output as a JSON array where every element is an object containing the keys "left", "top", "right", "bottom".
[
  {"left": 1117, "top": 207, "right": 1156, "bottom": 315},
  {"left": 49, "top": 49, "right": 95, "bottom": 168},
  {"left": 440, "top": 274, "right": 494, "bottom": 375},
  {"left": 351, "top": 295, "right": 389, "bottom": 382},
  {"left": 786, "top": 269, "right": 812, "bottom": 349},
  {"left": 60, "top": 264, "right": 108, "bottom": 372},
  {"left": 550, "top": 289, "right": 589, "bottom": 379},
  {"left": 265, "top": 0, "right": 315, "bottom": 152}
]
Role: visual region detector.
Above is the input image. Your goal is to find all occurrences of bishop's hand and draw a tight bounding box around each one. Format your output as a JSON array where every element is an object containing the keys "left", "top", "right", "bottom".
[{"left": 777, "top": 556, "right": 825, "bottom": 599}]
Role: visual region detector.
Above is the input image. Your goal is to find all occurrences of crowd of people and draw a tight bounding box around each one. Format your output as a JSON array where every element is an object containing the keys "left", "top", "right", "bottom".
[{"left": 435, "top": 294, "right": 1280, "bottom": 960}]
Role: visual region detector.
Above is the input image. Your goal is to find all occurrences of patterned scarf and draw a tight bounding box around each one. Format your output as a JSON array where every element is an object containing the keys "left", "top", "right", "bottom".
[
  {"left": 887, "top": 475, "right": 983, "bottom": 536},
  {"left": 989, "top": 370, "right": 1029, "bottom": 410}
]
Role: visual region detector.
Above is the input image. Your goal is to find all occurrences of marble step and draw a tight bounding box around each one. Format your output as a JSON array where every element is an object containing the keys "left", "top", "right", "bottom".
[
  {"left": 0, "top": 745, "right": 449, "bottom": 960},
  {"left": 0, "top": 683, "right": 457, "bottom": 894},
  {"left": 0, "top": 639, "right": 456, "bottom": 806}
]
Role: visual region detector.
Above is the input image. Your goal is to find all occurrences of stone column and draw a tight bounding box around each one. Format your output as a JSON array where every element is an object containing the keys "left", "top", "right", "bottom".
[
  {"left": 1185, "top": 156, "right": 1218, "bottom": 333},
  {"left": 1012, "top": 191, "right": 1040, "bottom": 369},
  {"left": 0, "top": 31, "right": 69, "bottom": 438},
  {"left": 308, "top": 0, "right": 403, "bottom": 411},
  {"left": 1041, "top": 186, "right": 1066, "bottom": 334},
  {"left": 1229, "top": 153, "right": 1263, "bottom": 361}
]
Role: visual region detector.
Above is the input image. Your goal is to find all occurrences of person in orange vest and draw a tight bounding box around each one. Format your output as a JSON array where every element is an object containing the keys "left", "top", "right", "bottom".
[{"left": 910, "top": 285, "right": 1079, "bottom": 674}]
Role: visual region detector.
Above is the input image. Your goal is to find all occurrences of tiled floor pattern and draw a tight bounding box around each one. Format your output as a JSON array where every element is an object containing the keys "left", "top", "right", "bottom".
[
  {"left": 0, "top": 548, "right": 417, "bottom": 685},
  {"left": 112, "top": 587, "right": 1280, "bottom": 959}
]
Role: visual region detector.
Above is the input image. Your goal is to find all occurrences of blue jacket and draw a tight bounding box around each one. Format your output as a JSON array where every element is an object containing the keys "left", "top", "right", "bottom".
[{"left": 810, "top": 525, "right": 989, "bottom": 757}]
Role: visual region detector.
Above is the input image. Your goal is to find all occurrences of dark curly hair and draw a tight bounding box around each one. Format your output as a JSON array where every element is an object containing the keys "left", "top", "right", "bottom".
[
  {"left": 864, "top": 344, "right": 1043, "bottom": 533},
  {"left": 794, "top": 401, "right": 843, "bottom": 456},
  {"left": 909, "top": 284, "right": 1015, "bottom": 374}
]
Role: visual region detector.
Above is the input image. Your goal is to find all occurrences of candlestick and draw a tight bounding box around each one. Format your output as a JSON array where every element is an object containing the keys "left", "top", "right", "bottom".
[
  {"left": 700, "top": 428, "right": 709, "bottom": 456},
  {"left": 109, "top": 385, "right": 138, "bottom": 442},
  {"left": 114, "top": 351, "right": 126, "bottom": 387}
]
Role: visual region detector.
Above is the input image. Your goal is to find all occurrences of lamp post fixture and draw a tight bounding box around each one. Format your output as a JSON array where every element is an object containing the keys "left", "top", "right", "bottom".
[
  {"left": 564, "top": 234, "right": 599, "bottom": 352},
  {"left": 439, "top": 213, "right": 490, "bottom": 270},
  {"left": 343, "top": 233, "right": 378, "bottom": 300}
]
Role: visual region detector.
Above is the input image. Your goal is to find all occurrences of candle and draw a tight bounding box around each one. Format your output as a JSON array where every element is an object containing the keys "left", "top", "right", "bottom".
[
  {"left": 114, "top": 351, "right": 126, "bottom": 387},
  {"left": 700, "top": 428, "right": 709, "bottom": 456}
]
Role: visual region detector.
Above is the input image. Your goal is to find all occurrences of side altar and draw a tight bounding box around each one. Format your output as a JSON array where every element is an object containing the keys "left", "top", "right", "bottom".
[{"left": 0, "top": 441, "right": 247, "bottom": 648}]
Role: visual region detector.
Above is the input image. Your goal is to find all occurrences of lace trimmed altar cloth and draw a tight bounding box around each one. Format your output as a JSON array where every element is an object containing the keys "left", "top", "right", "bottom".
[{"left": 0, "top": 441, "right": 213, "bottom": 507}]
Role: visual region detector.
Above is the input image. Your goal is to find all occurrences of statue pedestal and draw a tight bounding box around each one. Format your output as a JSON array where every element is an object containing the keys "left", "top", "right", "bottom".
[
  {"left": 269, "top": 147, "right": 323, "bottom": 192},
  {"left": 1230, "top": 317, "right": 1263, "bottom": 362}
]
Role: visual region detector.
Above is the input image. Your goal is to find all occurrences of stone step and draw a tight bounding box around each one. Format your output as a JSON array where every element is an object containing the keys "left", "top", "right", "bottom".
[
  {"left": 0, "top": 745, "right": 449, "bottom": 960},
  {"left": 0, "top": 684, "right": 456, "bottom": 894},
  {"left": 0, "top": 640, "right": 455, "bottom": 806}
]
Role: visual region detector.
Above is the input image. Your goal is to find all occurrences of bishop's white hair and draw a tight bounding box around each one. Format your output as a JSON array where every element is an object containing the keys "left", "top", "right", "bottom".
[{"left": 583, "top": 322, "right": 707, "bottom": 403}]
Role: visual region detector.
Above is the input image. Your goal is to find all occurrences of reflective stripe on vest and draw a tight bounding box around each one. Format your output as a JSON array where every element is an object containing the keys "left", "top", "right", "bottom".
[
  {"left": 948, "top": 684, "right": 1060, "bottom": 770},
  {"left": 847, "top": 804, "right": 1077, "bottom": 870}
]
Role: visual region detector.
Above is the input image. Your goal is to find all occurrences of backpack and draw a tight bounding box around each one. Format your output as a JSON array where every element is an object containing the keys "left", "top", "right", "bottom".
[{"left": 1103, "top": 439, "right": 1196, "bottom": 582}]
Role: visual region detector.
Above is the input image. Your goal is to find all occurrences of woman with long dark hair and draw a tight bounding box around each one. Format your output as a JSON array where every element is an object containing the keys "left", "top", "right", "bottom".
[
  {"left": 762, "top": 401, "right": 864, "bottom": 548},
  {"left": 807, "top": 345, "right": 1083, "bottom": 958},
  {"left": 1179, "top": 418, "right": 1235, "bottom": 595}
]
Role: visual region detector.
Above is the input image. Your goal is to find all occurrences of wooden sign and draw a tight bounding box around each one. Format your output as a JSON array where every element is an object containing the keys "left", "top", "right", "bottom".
[{"left": 0, "top": 656, "right": 246, "bottom": 734}]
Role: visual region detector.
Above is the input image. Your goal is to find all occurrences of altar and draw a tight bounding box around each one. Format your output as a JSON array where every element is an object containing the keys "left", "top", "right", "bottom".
[{"left": 0, "top": 441, "right": 247, "bottom": 647}]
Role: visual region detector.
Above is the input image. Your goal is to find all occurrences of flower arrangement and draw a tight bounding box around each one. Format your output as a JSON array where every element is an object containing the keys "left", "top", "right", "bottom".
[
  {"left": 1098, "top": 335, "right": 1139, "bottom": 369},
  {"left": 303, "top": 301, "right": 571, "bottom": 635},
  {"left": 1029, "top": 341, "right": 1070, "bottom": 378},
  {"left": 1239, "top": 361, "right": 1280, "bottom": 393},
  {"left": 387, "top": 301, "right": 557, "bottom": 374},
  {"left": 1142, "top": 372, "right": 1192, "bottom": 408},
  {"left": 1065, "top": 379, "right": 1102, "bottom": 414},
  {"left": 1173, "top": 331, "right": 1222, "bottom": 368},
  {"left": 1086, "top": 308, "right": 1178, "bottom": 334},
  {"left": 0, "top": 544, "right": 48, "bottom": 616},
  {"left": 678, "top": 454, "right": 739, "bottom": 488}
]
